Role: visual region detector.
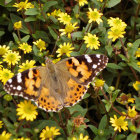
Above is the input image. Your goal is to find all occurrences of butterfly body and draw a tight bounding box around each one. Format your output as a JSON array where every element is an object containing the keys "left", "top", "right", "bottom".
[{"left": 4, "top": 54, "right": 108, "bottom": 112}]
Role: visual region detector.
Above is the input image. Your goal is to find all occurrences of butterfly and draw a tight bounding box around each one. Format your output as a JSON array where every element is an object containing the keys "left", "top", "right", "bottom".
[{"left": 4, "top": 54, "right": 108, "bottom": 112}]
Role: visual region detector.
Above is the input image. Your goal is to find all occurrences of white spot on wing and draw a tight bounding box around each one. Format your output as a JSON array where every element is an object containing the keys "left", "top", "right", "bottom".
[
  {"left": 17, "top": 73, "right": 22, "bottom": 83},
  {"left": 96, "top": 54, "right": 100, "bottom": 58},
  {"left": 10, "top": 85, "right": 13, "bottom": 87},
  {"left": 8, "top": 79, "right": 12, "bottom": 83},
  {"left": 92, "top": 64, "right": 97, "bottom": 69},
  {"left": 84, "top": 55, "right": 92, "bottom": 63},
  {"left": 17, "top": 85, "right": 22, "bottom": 91}
]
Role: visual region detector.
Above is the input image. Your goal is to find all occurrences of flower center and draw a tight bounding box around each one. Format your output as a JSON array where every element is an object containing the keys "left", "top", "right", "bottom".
[
  {"left": 115, "top": 118, "right": 124, "bottom": 126},
  {"left": 37, "top": 41, "right": 45, "bottom": 48},
  {"left": 44, "top": 131, "right": 53, "bottom": 138},
  {"left": 3, "top": 73, "right": 10, "bottom": 79},
  {"left": 8, "top": 54, "right": 16, "bottom": 61},
  {"left": 65, "top": 25, "right": 74, "bottom": 33},
  {"left": 23, "top": 105, "right": 32, "bottom": 114},
  {"left": 91, "top": 12, "right": 99, "bottom": 20},
  {"left": 89, "top": 37, "right": 96, "bottom": 44}
]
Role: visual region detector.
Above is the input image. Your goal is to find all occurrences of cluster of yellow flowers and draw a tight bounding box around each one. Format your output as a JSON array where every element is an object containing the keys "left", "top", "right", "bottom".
[
  {"left": 13, "top": 0, "right": 34, "bottom": 12},
  {"left": 107, "top": 17, "right": 127, "bottom": 42},
  {"left": 0, "top": 38, "right": 46, "bottom": 84},
  {"left": 0, "top": 103, "right": 89, "bottom": 139}
]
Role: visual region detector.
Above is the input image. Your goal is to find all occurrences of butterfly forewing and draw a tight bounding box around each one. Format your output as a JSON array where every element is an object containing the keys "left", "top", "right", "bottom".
[
  {"left": 65, "top": 54, "right": 108, "bottom": 85},
  {"left": 4, "top": 68, "right": 41, "bottom": 100}
]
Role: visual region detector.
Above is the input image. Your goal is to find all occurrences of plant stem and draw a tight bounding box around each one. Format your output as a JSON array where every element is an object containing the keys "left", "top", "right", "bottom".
[
  {"left": 111, "top": 130, "right": 117, "bottom": 140},
  {"left": 120, "top": 38, "right": 139, "bottom": 81},
  {"left": 16, "top": 119, "right": 24, "bottom": 133},
  {"left": 133, "top": 4, "right": 140, "bottom": 40},
  {"left": 58, "top": 112, "right": 68, "bottom": 137}
]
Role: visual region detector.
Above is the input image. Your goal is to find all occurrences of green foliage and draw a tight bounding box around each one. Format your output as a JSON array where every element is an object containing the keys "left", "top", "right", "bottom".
[{"left": 0, "top": 0, "right": 140, "bottom": 140}]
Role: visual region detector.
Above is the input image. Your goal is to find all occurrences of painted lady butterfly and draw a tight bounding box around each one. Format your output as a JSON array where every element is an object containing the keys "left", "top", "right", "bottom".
[{"left": 4, "top": 54, "right": 108, "bottom": 112}]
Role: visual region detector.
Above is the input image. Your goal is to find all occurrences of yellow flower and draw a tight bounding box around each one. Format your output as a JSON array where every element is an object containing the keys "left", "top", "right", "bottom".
[
  {"left": 0, "top": 69, "right": 14, "bottom": 85},
  {"left": 14, "top": 138, "right": 30, "bottom": 140},
  {"left": 0, "top": 62, "right": 3, "bottom": 70},
  {"left": 18, "top": 60, "right": 36, "bottom": 72},
  {"left": 0, "top": 45, "right": 10, "bottom": 56},
  {"left": 87, "top": 8, "right": 103, "bottom": 24},
  {"left": 108, "top": 17, "right": 127, "bottom": 29},
  {"left": 83, "top": 33, "right": 100, "bottom": 49},
  {"left": 76, "top": 0, "right": 88, "bottom": 7},
  {"left": 59, "top": 22, "right": 79, "bottom": 38},
  {"left": 13, "top": 0, "right": 34, "bottom": 11},
  {"left": 0, "top": 121, "right": 3, "bottom": 129},
  {"left": 94, "top": 79, "right": 105, "bottom": 88},
  {"left": 47, "top": 9, "right": 61, "bottom": 17},
  {"left": 16, "top": 100, "right": 38, "bottom": 121},
  {"left": 72, "top": 133, "right": 89, "bottom": 140},
  {"left": 116, "top": 93, "right": 135, "bottom": 105},
  {"left": 108, "top": 27, "right": 126, "bottom": 42},
  {"left": 52, "top": 58, "right": 61, "bottom": 64},
  {"left": 14, "top": 21, "right": 22, "bottom": 30},
  {"left": 58, "top": 12, "right": 72, "bottom": 25},
  {"left": 56, "top": 42, "right": 74, "bottom": 57},
  {"left": 135, "top": 48, "right": 140, "bottom": 57},
  {"left": 137, "top": 62, "right": 140, "bottom": 67},
  {"left": 3, "top": 51, "right": 21, "bottom": 65},
  {"left": 18, "top": 43, "right": 32, "bottom": 54},
  {"left": 40, "top": 126, "right": 60, "bottom": 140},
  {"left": 128, "top": 106, "right": 138, "bottom": 118},
  {"left": 33, "top": 39, "right": 46, "bottom": 51},
  {"left": 0, "top": 131, "right": 11, "bottom": 140},
  {"left": 110, "top": 115, "right": 128, "bottom": 132},
  {"left": 133, "top": 81, "right": 140, "bottom": 91},
  {"left": 25, "top": 2, "right": 34, "bottom": 9}
]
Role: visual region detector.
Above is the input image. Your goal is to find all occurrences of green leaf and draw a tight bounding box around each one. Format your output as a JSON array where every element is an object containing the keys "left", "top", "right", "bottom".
[
  {"left": 43, "top": 1, "right": 58, "bottom": 12},
  {"left": 68, "top": 105, "right": 87, "bottom": 116},
  {"left": 5, "top": 0, "right": 12, "bottom": 4},
  {"left": 32, "top": 31, "right": 50, "bottom": 42},
  {"left": 114, "top": 134, "right": 126, "bottom": 140},
  {"left": 99, "top": 115, "right": 107, "bottom": 129},
  {"left": 25, "top": 8, "right": 39, "bottom": 15},
  {"left": 72, "top": 31, "right": 83, "bottom": 38},
  {"left": 107, "top": 63, "right": 123, "bottom": 69},
  {"left": 0, "top": 31, "right": 5, "bottom": 37},
  {"left": 83, "top": 93, "right": 90, "bottom": 99},
  {"left": 33, "top": 45, "right": 39, "bottom": 55},
  {"left": 12, "top": 32, "right": 19, "bottom": 43},
  {"left": 134, "top": 96, "right": 140, "bottom": 111},
  {"left": 21, "top": 35, "right": 30, "bottom": 42},
  {"left": 105, "top": 45, "right": 113, "bottom": 56},
  {"left": 112, "top": 89, "right": 120, "bottom": 102},
  {"left": 107, "top": 0, "right": 121, "bottom": 8},
  {"left": 128, "top": 62, "right": 140, "bottom": 72},
  {"left": 136, "top": 127, "right": 140, "bottom": 133},
  {"left": 24, "top": 17, "right": 37, "bottom": 22},
  {"left": 88, "top": 125, "right": 98, "bottom": 135},
  {"left": 105, "top": 102, "right": 112, "bottom": 112},
  {"left": 127, "top": 134, "right": 137, "bottom": 140},
  {"left": 118, "top": 54, "right": 128, "bottom": 61},
  {"left": 48, "top": 26, "right": 58, "bottom": 40}
]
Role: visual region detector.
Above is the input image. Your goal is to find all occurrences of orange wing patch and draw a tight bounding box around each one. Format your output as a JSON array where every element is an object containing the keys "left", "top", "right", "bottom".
[
  {"left": 64, "top": 78, "right": 87, "bottom": 107},
  {"left": 36, "top": 87, "right": 63, "bottom": 112},
  {"left": 24, "top": 69, "right": 41, "bottom": 97},
  {"left": 66, "top": 58, "right": 92, "bottom": 83}
]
